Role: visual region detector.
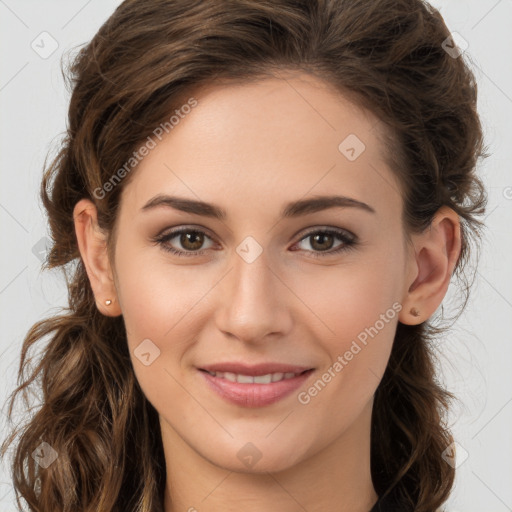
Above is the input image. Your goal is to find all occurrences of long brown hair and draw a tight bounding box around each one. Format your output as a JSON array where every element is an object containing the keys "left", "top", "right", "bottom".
[{"left": 1, "top": 0, "right": 488, "bottom": 510}]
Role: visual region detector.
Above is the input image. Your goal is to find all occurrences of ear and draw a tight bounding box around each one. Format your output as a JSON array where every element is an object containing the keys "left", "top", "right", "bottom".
[
  {"left": 73, "top": 198, "right": 122, "bottom": 317},
  {"left": 399, "top": 206, "right": 461, "bottom": 325}
]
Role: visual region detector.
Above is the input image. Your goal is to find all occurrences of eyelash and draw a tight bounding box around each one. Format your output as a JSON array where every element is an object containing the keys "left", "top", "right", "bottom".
[{"left": 152, "top": 226, "right": 358, "bottom": 259}]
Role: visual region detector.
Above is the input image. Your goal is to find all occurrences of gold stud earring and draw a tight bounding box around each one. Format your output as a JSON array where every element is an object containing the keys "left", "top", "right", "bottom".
[
  {"left": 410, "top": 307, "right": 420, "bottom": 317},
  {"left": 105, "top": 299, "right": 112, "bottom": 306}
]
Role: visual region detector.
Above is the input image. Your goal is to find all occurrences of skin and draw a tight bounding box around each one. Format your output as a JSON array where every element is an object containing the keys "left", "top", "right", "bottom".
[{"left": 73, "top": 71, "right": 461, "bottom": 512}]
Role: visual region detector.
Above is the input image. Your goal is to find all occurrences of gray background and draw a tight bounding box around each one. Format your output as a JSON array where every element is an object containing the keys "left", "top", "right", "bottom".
[{"left": 1, "top": 0, "right": 511, "bottom": 510}]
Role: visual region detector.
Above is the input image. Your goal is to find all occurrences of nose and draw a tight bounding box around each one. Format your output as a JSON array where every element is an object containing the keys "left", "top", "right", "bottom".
[{"left": 214, "top": 246, "right": 293, "bottom": 344}]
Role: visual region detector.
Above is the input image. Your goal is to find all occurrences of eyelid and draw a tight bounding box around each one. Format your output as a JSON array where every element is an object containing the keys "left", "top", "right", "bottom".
[
  {"left": 295, "top": 225, "right": 356, "bottom": 243},
  {"left": 151, "top": 225, "right": 218, "bottom": 257},
  {"left": 154, "top": 225, "right": 355, "bottom": 244},
  {"left": 152, "top": 224, "right": 358, "bottom": 257}
]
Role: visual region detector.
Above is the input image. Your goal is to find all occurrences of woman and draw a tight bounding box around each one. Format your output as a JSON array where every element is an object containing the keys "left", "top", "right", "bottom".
[{"left": 1, "top": 0, "right": 488, "bottom": 511}]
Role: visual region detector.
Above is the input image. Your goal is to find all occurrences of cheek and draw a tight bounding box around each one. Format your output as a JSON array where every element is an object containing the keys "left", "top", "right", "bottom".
[
  {"left": 291, "top": 254, "right": 402, "bottom": 387},
  {"left": 115, "top": 243, "right": 207, "bottom": 344},
  {"left": 291, "top": 263, "right": 400, "bottom": 433},
  {"left": 296, "top": 255, "right": 402, "bottom": 341},
  {"left": 114, "top": 247, "right": 209, "bottom": 407}
]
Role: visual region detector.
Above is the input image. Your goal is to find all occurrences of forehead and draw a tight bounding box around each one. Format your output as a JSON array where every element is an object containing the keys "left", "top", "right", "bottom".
[{"left": 120, "top": 72, "right": 402, "bottom": 221}]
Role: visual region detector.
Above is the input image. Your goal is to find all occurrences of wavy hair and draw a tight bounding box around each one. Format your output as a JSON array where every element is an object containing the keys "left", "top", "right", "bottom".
[{"left": 1, "top": 0, "right": 488, "bottom": 510}]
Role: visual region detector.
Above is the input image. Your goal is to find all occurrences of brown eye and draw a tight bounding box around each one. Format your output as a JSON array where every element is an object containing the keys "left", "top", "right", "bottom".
[
  {"left": 154, "top": 227, "right": 215, "bottom": 257},
  {"left": 153, "top": 226, "right": 357, "bottom": 259},
  {"left": 293, "top": 228, "right": 357, "bottom": 259},
  {"left": 309, "top": 232, "right": 335, "bottom": 251},
  {"left": 179, "top": 231, "right": 205, "bottom": 251}
]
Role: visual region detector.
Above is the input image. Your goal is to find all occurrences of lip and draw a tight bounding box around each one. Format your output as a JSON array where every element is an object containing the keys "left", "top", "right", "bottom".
[
  {"left": 198, "top": 365, "right": 315, "bottom": 408},
  {"left": 199, "top": 362, "right": 312, "bottom": 376}
]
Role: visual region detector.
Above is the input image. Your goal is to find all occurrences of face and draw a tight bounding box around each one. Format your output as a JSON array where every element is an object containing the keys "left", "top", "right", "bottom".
[{"left": 111, "top": 71, "right": 411, "bottom": 473}]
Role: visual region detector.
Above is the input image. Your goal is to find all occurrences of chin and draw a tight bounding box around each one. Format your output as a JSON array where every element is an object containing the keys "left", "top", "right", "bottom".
[{"left": 204, "top": 442, "right": 306, "bottom": 475}]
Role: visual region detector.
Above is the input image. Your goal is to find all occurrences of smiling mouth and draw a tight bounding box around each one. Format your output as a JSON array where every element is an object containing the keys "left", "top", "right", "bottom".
[
  {"left": 199, "top": 368, "right": 312, "bottom": 384},
  {"left": 198, "top": 368, "right": 315, "bottom": 407}
]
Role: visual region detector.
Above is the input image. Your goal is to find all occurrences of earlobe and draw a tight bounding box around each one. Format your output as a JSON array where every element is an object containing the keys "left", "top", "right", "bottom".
[
  {"left": 399, "top": 206, "right": 461, "bottom": 325},
  {"left": 73, "top": 198, "right": 122, "bottom": 317}
]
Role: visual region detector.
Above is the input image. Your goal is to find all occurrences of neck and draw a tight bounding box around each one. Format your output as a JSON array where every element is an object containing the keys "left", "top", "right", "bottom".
[{"left": 161, "top": 399, "right": 379, "bottom": 512}]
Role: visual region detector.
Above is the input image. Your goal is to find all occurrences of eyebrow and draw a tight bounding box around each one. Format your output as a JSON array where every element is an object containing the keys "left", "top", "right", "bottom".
[{"left": 141, "top": 194, "right": 376, "bottom": 219}]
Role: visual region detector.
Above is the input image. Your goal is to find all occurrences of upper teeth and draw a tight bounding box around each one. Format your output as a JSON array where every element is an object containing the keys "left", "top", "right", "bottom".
[{"left": 207, "top": 371, "right": 300, "bottom": 384}]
